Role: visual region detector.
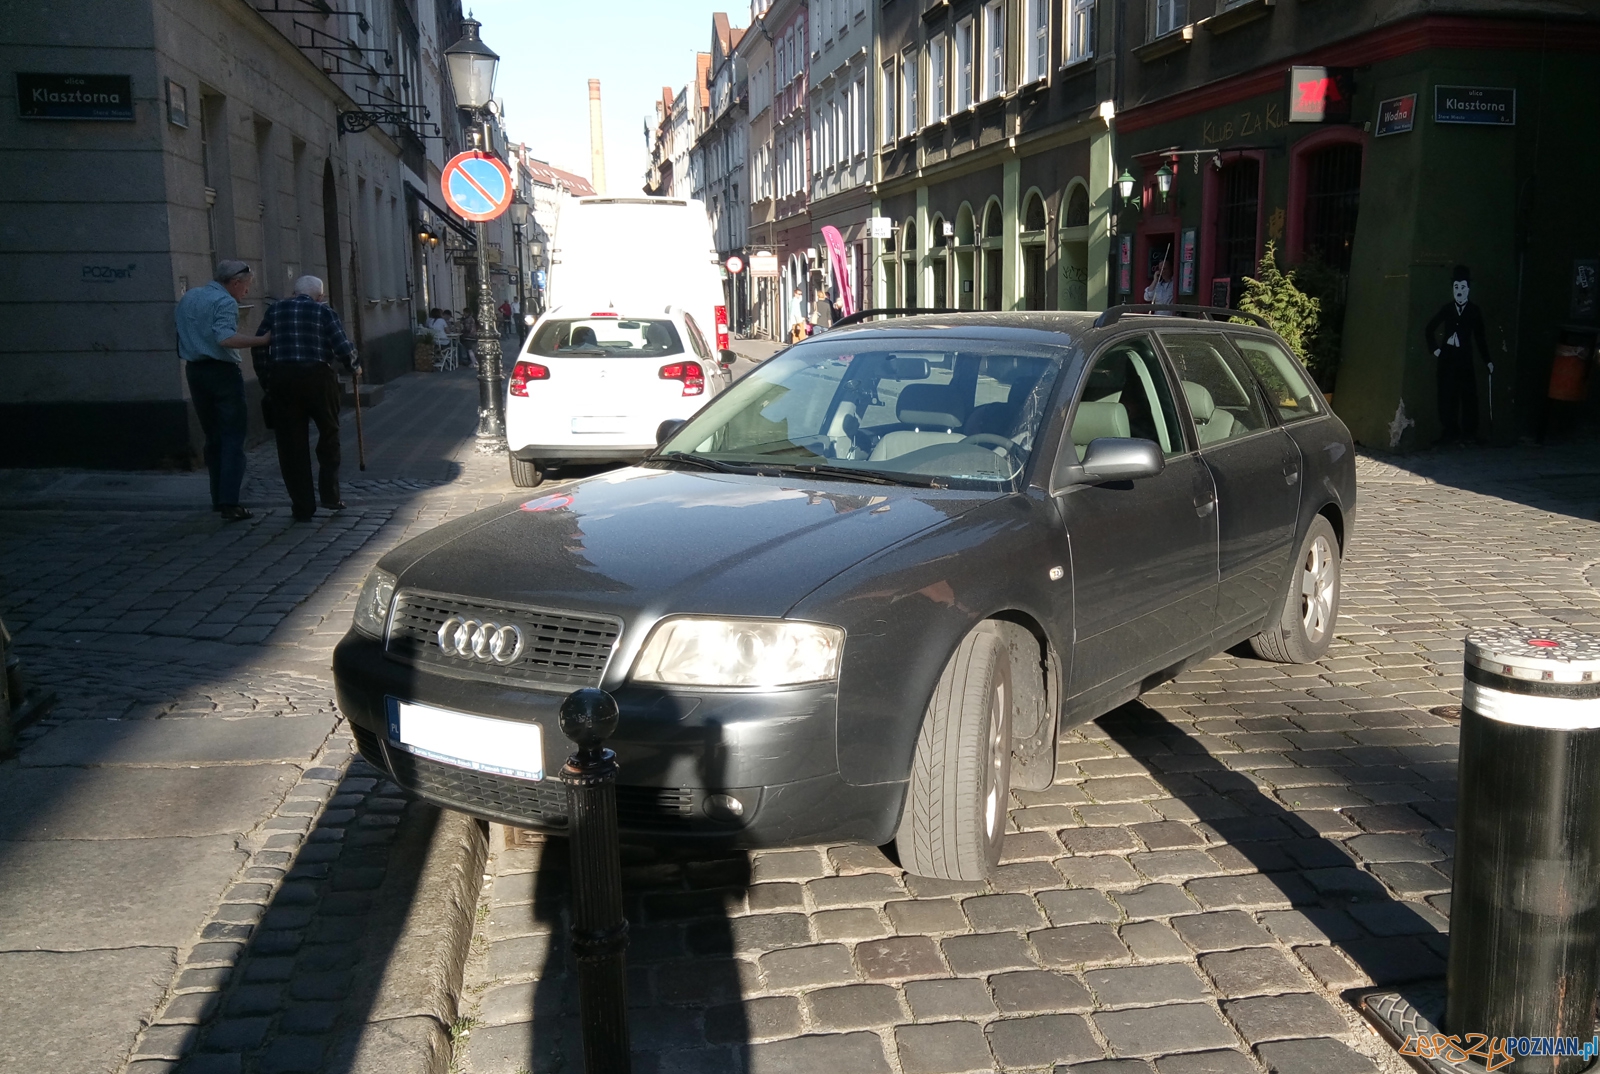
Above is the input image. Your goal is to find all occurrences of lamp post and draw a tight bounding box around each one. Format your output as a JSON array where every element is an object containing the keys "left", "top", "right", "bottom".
[
  {"left": 445, "top": 16, "right": 507, "bottom": 448},
  {"left": 509, "top": 196, "right": 530, "bottom": 329}
]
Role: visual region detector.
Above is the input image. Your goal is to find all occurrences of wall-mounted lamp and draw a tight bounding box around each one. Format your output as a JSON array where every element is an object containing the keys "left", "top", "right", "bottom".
[
  {"left": 1116, "top": 168, "right": 1137, "bottom": 201},
  {"left": 1155, "top": 162, "right": 1174, "bottom": 195}
]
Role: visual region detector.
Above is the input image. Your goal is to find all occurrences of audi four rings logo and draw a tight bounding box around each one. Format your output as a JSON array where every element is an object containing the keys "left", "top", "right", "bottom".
[{"left": 436, "top": 616, "right": 524, "bottom": 665}]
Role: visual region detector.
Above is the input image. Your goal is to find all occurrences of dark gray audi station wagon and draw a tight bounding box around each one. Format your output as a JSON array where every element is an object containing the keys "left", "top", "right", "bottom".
[{"left": 333, "top": 308, "right": 1355, "bottom": 880}]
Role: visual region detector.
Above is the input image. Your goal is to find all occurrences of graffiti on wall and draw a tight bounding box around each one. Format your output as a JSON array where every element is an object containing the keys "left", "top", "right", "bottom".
[
  {"left": 1424, "top": 266, "right": 1492, "bottom": 442},
  {"left": 1202, "top": 104, "right": 1287, "bottom": 146}
]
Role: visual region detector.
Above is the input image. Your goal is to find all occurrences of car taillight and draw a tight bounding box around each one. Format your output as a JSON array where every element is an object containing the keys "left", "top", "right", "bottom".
[
  {"left": 714, "top": 305, "right": 729, "bottom": 352},
  {"left": 509, "top": 360, "right": 549, "bottom": 397},
  {"left": 659, "top": 361, "right": 705, "bottom": 396}
]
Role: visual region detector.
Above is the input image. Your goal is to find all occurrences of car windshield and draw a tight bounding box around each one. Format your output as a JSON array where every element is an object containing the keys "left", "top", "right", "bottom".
[
  {"left": 653, "top": 336, "right": 1065, "bottom": 489},
  {"left": 529, "top": 317, "right": 684, "bottom": 358}
]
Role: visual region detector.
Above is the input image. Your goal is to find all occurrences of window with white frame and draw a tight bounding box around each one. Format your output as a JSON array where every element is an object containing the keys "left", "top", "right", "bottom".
[
  {"left": 1023, "top": 0, "right": 1048, "bottom": 84},
  {"left": 813, "top": 109, "right": 824, "bottom": 175},
  {"left": 853, "top": 74, "right": 867, "bottom": 155},
  {"left": 955, "top": 17, "right": 974, "bottom": 110},
  {"left": 900, "top": 49, "right": 919, "bottom": 135},
  {"left": 929, "top": 35, "right": 948, "bottom": 120},
  {"left": 833, "top": 98, "right": 844, "bottom": 166},
  {"left": 1066, "top": 0, "right": 1094, "bottom": 64},
  {"left": 880, "top": 59, "right": 897, "bottom": 144},
  {"left": 1152, "top": 0, "right": 1187, "bottom": 37},
  {"left": 982, "top": 1, "right": 1004, "bottom": 101}
]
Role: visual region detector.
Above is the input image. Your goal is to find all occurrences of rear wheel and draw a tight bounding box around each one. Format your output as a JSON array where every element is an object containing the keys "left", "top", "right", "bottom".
[
  {"left": 1250, "top": 514, "right": 1340, "bottom": 663},
  {"left": 508, "top": 456, "right": 544, "bottom": 488},
  {"left": 896, "top": 623, "right": 1013, "bottom": 881}
]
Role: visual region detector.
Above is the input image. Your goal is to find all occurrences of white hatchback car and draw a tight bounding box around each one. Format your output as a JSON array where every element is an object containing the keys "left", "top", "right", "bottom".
[{"left": 504, "top": 305, "right": 733, "bottom": 487}]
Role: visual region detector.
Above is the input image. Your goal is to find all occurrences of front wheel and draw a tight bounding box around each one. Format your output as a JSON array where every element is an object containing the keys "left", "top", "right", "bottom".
[
  {"left": 508, "top": 456, "right": 544, "bottom": 488},
  {"left": 1250, "top": 514, "right": 1341, "bottom": 663},
  {"left": 896, "top": 623, "right": 1013, "bottom": 881}
]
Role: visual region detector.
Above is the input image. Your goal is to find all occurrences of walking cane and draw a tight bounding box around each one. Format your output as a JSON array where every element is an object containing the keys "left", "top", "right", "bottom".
[{"left": 352, "top": 364, "right": 367, "bottom": 471}]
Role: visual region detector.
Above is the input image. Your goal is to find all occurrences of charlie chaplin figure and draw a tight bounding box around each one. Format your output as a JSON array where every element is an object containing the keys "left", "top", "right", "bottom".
[{"left": 1424, "top": 265, "right": 1491, "bottom": 443}]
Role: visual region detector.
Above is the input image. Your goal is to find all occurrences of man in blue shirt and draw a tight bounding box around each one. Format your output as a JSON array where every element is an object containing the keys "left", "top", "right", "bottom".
[
  {"left": 175, "top": 260, "right": 271, "bottom": 521},
  {"left": 253, "top": 275, "right": 360, "bottom": 521}
]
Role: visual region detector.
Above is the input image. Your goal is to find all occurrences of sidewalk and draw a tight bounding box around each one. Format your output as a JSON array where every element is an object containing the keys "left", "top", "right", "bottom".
[{"left": 0, "top": 368, "right": 515, "bottom": 1074}]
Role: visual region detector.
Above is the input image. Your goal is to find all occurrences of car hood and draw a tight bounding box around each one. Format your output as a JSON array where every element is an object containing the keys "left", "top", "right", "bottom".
[{"left": 393, "top": 466, "right": 994, "bottom": 620}]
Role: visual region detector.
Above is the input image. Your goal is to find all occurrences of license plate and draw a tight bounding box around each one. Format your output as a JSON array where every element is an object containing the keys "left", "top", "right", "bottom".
[
  {"left": 571, "top": 416, "right": 628, "bottom": 433},
  {"left": 385, "top": 698, "right": 543, "bottom": 781}
]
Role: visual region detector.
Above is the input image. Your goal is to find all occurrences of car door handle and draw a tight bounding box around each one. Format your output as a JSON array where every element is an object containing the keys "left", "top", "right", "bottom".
[
  {"left": 1282, "top": 466, "right": 1300, "bottom": 486},
  {"left": 1193, "top": 495, "right": 1215, "bottom": 517}
]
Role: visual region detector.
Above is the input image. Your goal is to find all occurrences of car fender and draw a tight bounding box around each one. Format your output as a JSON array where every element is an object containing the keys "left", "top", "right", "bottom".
[{"left": 787, "top": 492, "right": 1068, "bottom": 787}]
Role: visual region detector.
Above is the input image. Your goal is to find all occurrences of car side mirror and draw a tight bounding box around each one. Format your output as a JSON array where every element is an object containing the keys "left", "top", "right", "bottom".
[
  {"left": 656, "top": 419, "right": 686, "bottom": 446},
  {"left": 719, "top": 348, "right": 738, "bottom": 368},
  {"left": 1053, "top": 437, "right": 1165, "bottom": 490}
]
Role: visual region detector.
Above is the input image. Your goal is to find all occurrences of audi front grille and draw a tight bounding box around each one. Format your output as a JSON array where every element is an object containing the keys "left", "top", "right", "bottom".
[{"left": 385, "top": 589, "right": 622, "bottom": 689}]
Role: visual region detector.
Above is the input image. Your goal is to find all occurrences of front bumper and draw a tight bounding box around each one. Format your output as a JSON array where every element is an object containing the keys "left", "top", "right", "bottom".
[{"left": 332, "top": 629, "right": 904, "bottom": 847}]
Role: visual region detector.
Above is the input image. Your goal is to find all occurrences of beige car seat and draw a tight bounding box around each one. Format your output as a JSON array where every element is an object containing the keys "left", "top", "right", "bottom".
[
  {"left": 1182, "top": 381, "right": 1236, "bottom": 445},
  {"left": 869, "top": 385, "right": 970, "bottom": 461}
]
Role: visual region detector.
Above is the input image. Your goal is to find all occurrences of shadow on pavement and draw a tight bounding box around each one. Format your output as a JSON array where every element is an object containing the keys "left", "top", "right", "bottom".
[
  {"left": 1099, "top": 700, "right": 1453, "bottom": 989},
  {"left": 1357, "top": 441, "right": 1600, "bottom": 524}
]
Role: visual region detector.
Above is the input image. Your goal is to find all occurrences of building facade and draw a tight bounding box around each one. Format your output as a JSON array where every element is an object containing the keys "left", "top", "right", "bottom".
[
  {"left": 1108, "top": 0, "right": 1600, "bottom": 450},
  {"left": 698, "top": 15, "right": 751, "bottom": 331},
  {"left": 0, "top": 0, "right": 493, "bottom": 468},
  {"left": 805, "top": 0, "right": 874, "bottom": 316}
]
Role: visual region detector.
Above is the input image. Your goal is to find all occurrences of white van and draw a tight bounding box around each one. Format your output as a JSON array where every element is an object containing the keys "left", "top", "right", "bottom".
[{"left": 546, "top": 197, "right": 731, "bottom": 359}]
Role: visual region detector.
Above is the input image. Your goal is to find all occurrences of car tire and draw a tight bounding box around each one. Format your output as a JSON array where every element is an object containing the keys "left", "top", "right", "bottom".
[
  {"left": 1250, "top": 514, "right": 1340, "bottom": 664},
  {"left": 509, "top": 456, "right": 544, "bottom": 488},
  {"left": 896, "top": 622, "right": 1013, "bottom": 881}
]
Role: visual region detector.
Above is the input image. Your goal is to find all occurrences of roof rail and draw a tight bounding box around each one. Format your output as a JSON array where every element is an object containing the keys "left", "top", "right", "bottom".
[
  {"left": 831, "top": 307, "right": 957, "bottom": 329},
  {"left": 1093, "top": 304, "right": 1271, "bottom": 330}
]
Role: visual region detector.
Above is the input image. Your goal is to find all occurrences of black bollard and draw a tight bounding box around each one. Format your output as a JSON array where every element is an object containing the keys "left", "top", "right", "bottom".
[
  {"left": 558, "top": 687, "right": 632, "bottom": 1074},
  {"left": 1448, "top": 628, "right": 1600, "bottom": 1074}
]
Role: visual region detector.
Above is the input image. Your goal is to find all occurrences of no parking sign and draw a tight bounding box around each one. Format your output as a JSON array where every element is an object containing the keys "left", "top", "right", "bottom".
[{"left": 441, "top": 151, "right": 513, "bottom": 222}]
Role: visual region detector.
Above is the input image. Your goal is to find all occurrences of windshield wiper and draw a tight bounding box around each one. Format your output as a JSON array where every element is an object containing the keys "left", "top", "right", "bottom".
[
  {"left": 652, "top": 452, "right": 743, "bottom": 473},
  {"left": 754, "top": 462, "right": 942, "bottom": 488}
]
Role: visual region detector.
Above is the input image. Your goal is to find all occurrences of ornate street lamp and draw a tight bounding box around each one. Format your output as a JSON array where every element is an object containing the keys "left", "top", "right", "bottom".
[
  {"left": 445, "top": 16, "right": 507, "bottom": 448},
  {"left": 509, "top": 196, "right": 530, "bottom": 326}
]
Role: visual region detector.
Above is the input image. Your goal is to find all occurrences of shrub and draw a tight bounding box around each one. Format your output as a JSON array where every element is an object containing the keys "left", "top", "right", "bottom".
[{"left": 1235, "top": 241, "right": 1323, "bottom": 381}]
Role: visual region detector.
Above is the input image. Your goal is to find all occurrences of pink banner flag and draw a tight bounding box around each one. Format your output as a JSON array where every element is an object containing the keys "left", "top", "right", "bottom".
[{"left": 821, "top": 225, "right": 855, "bottom": 318}]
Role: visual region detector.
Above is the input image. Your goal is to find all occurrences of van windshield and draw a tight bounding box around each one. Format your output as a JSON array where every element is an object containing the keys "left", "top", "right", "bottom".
[{"left": 529, "top": 318, "right": 684, "bottom": 358}]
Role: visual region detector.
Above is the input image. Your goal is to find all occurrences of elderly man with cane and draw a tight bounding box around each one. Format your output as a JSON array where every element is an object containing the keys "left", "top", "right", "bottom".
[
  {"left": 174, "top": 260, "right": 271, "bottom": 522},
  {"left": 254, "top": 275, "right": 360, "bottom": 522}
]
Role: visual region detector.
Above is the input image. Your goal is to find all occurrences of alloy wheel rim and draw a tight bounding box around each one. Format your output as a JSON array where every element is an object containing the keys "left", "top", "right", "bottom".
[
  {"left": 1300, "top": 535, "right": 1336, "bottom": 642},
  {"left": 984, "top": 680, "right": 1007, "bottom": 840}
]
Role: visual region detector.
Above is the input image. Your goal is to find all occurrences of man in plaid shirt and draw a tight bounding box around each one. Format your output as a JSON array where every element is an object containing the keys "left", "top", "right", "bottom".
[{"left": 254, "top": 275, "right": 360, "bottom": 521}]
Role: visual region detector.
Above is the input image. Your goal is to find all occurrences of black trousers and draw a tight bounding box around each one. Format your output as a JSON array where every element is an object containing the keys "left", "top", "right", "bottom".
[
  {"left": 185, "top": 359, "right": 248, "bottom": 508},
  {"left": 1437, "top": 348, "right": 1479, "bottom": 442},
  {"left": 270, "top": 363, "right": 342, "bottom": 517}
]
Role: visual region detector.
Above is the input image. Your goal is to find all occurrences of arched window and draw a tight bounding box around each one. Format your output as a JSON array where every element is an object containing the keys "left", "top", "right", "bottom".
[
  {"left": 902, "top": 219, "right": 918, "bottom": 307},
  {"left": 981, "top": 199, "right": 1003, "bottom": 311},
  {"left": 955, "top": 203, "right": 977, "bottom": 309},
  {"left": 982, "top": 199, "right": 1002, "bottom": 242},
  {"left": 930, "top": 214, "right": 949, "bottom": 308},
  {"left": 1023, "top": 192, "right": 1047, "bottom": 232},
  {"left": 1063, "top": 183, "right": 1090, "bottom": 229},
  {"left": 1021, "top": 190, "right": 1048, "bottom": 310}
]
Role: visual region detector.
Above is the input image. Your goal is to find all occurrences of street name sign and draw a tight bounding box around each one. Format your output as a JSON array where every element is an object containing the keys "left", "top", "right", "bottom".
[
  {"left": 442, "top": 151, "right": 514, "bottom": 222},
  {"left": 1375, "top": 93, "right": 1418, "bottom": 137},
  {"left": 1435, "top": 86, "right": 1516, "bottom": 126},
  {"left": 17, "top": 73, "right": 134, "bottom": 121}
]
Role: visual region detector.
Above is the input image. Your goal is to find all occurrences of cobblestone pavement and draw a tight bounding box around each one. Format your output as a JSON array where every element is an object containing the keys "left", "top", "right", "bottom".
[
  {"left": 0, "top": 370, "right": 516, "bottom": 1074},
  {"left": 456, "top": 445, "right": 1600, "bottom": 1074}
]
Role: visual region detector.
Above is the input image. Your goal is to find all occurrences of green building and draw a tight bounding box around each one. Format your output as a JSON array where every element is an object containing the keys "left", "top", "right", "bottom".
[{"left": 1110, "top": 2, "right": 1600, "bottom": 450}]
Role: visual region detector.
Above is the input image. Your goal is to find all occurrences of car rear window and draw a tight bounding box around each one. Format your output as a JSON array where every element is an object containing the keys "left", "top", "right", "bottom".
[
  {"left": 529, "top": 318, "right": 684, "bottom": 358},
  {"left": 1231, "top": 335, "right": 1324, "bottom": 422}
]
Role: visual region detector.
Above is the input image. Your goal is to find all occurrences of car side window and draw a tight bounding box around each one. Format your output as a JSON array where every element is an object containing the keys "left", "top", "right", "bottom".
[
  {"left": 1159, "top": 332, "right": 1271, "bottom": 447},
  {"left": 1231, "top": 335, "right": 1323, "bottom": 423},
  {"left": 1070, "top": 335, "right": 1186, "bottom": 460}
]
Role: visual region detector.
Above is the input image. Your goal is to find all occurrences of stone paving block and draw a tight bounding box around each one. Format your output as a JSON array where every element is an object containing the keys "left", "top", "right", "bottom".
[
  {"left": 688, "top": 912, "right": 812, "bottom": 955},
  {"left": 989, "top": 969, "right": 1093, "bottom": 1013},
  {"left": 1093, "top": 1003, "right": 1238, "bottom": 1057},
  {"left": 747, "top": 1030, "right": 893, "bottom": 1072},
  {"left": 653, "top": 958, "right": 758, "bottom": 1006},
  {"left": 1030, "top": 924, "right": 1132, "bottom": 969},
  {"left": 1222, "top": 993, "right": 1348, "bottom": 1043},
  {"left": 746, "top": 883, "right": 805, "bottom": 911},
  {"left": 1346, "top": 833, "right": 1444, "bottom": 864},
  {"left": 1057, "top": 855, "right": 1145, "bottom": 890},
  {"left": 1170, "top": 912, "right": 1275, "bottom": 952},
  {"left": 1186, "top": 874, "right": 1308, "bottom": 911},
  {"left": 905, "top": 978, "right": 996, "bottom": 1021},
  {"left": 808, "top": 873, "right": 905, "bottom": 907},
  {"left": 895, "top": 1020, "right": 997, "bottom": 1074},
  {"left": 887, "top": 899, "right": 969, "bottom": 935},
  {"left": 1113, "top": 884, "right": 1197, "bottom": 920},
  {"left": 1347, "top": 805, "right": 1432, "bottom": 832},
  {"left": 1257, "top": 909, "right": 1361, "bottom": 945},
  {"left": 158, "top": 991, "right": 221, "bottom": 1024},
  {"left": 1063, "top": 1059, "right": 1150, "bottom": 1073},
  {"left": 991, "top": 860, "right": 1067, "bottom": 892},
  {"left": 759, "top": 943, "right": 857, "bottom": 990},
  {"left": 1367, "top": 861, "right": 1451, "bottom": 897},
  {"left": 1077, "top": 802, "right": 1165, "bottom": 826},
  {"left": 1295, "top": 945, "right": 1369, "bottom": 990},
  {"left": 751, "top": 850, "right": 828, "bottom": 881},
  {"left": 1129, "top": 850, "right": 1226, "bottom": 884},
  {"left": 1083, "top": 776, "right": 1164, "bottom": 802},
  {"left": 1152, "top": 1050, "right": 1259, "bottom": 1074},
  {"left": 812, "top": 908, "right": 891, "bottom": 941},
  {"left": 1038, "top": 889, "right": 1121, "bottom": 926},
  {"left": 856, "top": 936, "right": 948, "bottom": 980},
  {"left": 1199, "top": 948, "right": 1310, "bottom": 997},
  {"left": 941, "top": 931, "right": 1037, "bottom": 974},
  {"left": 1254, "top": 1037, "right": 1377, "bottom": 1074},
  {"left": 1347, "top": 900, "right": 1447, "bottom": 937},
  {"left": 1061, "top": 822, "right": 1143, "bottom": 857},
  {"left": 961, "top": 893, "right": 1045, "bottom": 932},
  {"left": 806, "top": 984, "right": 906, "bottom": 1030},
  {"left": 903, "top": 875, "right": 988, "bottom": 899},
  {"left": 1131, "top": 821, "right": 1205, "bottom": 849},
  {"left": 1340, "top": 935, "right": 1445, "bottom": 984},
  {"left": 1001, "top": 830, "right": 1064, "bottom": 861},
  {"left": 1120, "top": 921, "right": 1191, "bottom": 962},
  {"left": 1014, "top": 805, "right": 1082, "bottom": 830},
  {"left": 1086, "top": 963, "right": 1210, "bottom": 1007},
  {"left": 705, "top": 995, "right": 801, "bottom": 1043},
  {"left": 487, "top": 931, "right": 559, "bottom": 980},
  {"left": 987, "top": 1013, "right": 1101, "bottom": 1069}
]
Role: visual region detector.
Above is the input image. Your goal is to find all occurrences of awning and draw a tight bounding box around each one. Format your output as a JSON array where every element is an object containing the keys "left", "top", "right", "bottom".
[{"left": 405, "top": 182, "right": 476, "bottom": 246}]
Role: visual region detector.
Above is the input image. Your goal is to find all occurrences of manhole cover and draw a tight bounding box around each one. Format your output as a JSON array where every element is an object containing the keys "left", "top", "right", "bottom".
[{"left": 1429, "top": 705, "right": 1461, "bottom": 721}]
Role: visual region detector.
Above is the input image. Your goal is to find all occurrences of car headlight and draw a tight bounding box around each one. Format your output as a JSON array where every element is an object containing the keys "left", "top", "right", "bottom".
[
  {"left": 352, "top": 568, "right": 397, "bottom": 638},
  {"left": 632, "top": 617, "right": 845, "bottom": 687}
]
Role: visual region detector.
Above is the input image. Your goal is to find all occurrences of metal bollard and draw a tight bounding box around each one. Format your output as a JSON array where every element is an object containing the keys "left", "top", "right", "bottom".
[
  {"left": 558, "top": 687, "right": 632, "bottom": 1074},
  {"left": 1448, "top": 627, "right": 1600, "bottom": 1073}
]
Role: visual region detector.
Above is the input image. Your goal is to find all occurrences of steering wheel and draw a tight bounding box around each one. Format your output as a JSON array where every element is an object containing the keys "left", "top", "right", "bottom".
[{"left": 959, "top": 433, "right": 1027, "bottom": 473}]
